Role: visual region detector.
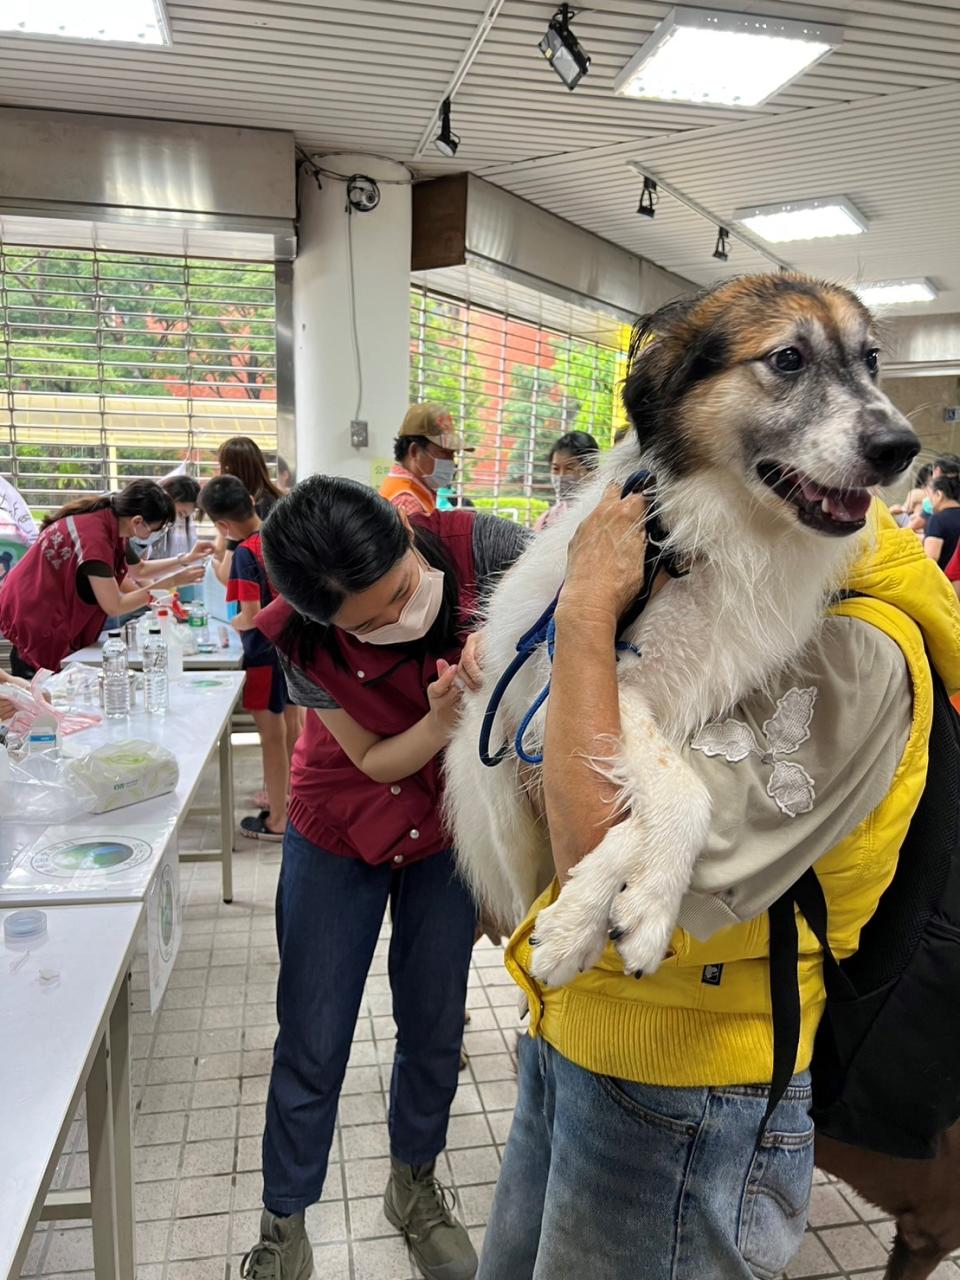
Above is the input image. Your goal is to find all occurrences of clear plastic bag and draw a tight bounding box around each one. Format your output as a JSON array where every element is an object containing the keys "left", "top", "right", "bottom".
[
  {"left": 0, "top": 748, "right": 98, "bottom": 823},
  {"left": 0, "top": 739, "right": 178, "bottom": 823},
  {"left": 1, "top": 669, "right": 101, "bottom": 737}
]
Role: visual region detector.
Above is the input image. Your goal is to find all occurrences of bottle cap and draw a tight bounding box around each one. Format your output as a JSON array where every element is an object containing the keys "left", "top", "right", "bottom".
[
  {"left": 149, "top": 626, "right": 161, "bottom": 634},
  {"left": 108, "top": 630, "right": 121, "bottom": 637}
]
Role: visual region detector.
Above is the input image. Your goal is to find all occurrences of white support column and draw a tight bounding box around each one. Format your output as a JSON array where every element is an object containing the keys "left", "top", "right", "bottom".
[{"left": 293, "top": 154, "right": 412, "bottom": 485}]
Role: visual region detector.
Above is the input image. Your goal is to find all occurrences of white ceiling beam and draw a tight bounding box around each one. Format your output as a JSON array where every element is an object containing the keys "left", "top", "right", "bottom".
[{"left": 412, "top": 0, "right": 507, "bottom": 159}]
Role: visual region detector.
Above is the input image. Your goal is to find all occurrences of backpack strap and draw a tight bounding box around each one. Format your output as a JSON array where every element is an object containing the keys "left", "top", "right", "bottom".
[{"left": 763, "top": 868, "right": 857, "bottom": 1144}]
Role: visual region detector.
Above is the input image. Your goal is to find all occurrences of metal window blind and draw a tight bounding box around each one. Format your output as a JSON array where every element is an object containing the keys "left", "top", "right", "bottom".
[
  {"left": 0, "top": 244, "right": 278, "bottom": 513},
  {"left": 410, "top": 286, "right": 629, "bottom": 526}
]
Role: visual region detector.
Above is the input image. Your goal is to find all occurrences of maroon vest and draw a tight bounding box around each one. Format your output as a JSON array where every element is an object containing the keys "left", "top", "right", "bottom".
[
  {"left": 0, "top": 507, "right": 126, "bottom": 671},
  {"left": 256, "top": 509, "right": 477, "bottom": 866}
]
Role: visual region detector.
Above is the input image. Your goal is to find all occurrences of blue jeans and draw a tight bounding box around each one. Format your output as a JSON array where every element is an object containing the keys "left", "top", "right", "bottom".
[
  {"left": 480, "top": 1036, "right": 813, "bottom": 1280},
  {"left": 262, "top": 824, "right": 477, "bottom": 1216}
]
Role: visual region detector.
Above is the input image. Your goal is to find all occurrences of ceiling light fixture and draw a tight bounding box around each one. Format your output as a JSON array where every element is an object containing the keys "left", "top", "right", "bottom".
[
  {"left": 538, "top": 4, "right": 591, "bottom": 91},
  {"left": 732, "top": 196, "right": 868, "bottom": 243},
  {"left": 0, "top": 0, "right": 170, "bottom": 45},
  {"left": 855, "top": 278, "right": 938, "bottom": 307},
  {"left": 433, "top": 99, "right": 460, "bottom": 158},
  {"left": 713, "top": 227, "right": 730, "bottom": 261},
  {"left": 614, "top": 7, "right": 841, "bottom": 107},
  {"left": 637, "top": 177, "right": 658, "bottom": 218}
]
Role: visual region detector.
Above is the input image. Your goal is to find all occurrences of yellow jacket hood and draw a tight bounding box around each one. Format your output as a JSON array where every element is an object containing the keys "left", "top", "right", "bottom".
[{"left": 848, "top": 502, "right": 960, "bottom": 695}]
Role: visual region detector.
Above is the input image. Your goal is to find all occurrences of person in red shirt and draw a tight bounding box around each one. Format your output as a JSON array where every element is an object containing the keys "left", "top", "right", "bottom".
[
  {"left": 238, "top": 476, "right": 528, "bottom": 1280},
  {"left": 0, "top": 479, "right": 204, "bottom": 677},
  {"left": 200, "top": 475, "right": 300, "bottom": 843}
]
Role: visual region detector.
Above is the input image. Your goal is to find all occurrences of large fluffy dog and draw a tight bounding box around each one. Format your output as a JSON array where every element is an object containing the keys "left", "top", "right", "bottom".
[{"left": 445, "top": 272, "right": 919, "bottom": 987}]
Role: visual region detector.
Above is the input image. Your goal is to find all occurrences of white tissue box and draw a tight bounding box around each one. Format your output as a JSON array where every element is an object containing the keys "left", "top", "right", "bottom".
[{"left": 65, "top": 740, "right": 179, "bottom": 813}]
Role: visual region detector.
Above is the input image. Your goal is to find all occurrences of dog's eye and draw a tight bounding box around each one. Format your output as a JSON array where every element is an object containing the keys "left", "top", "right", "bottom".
[
  {"left": 771, "top": 347, "right": 804, "bottom": 374},
  {"left": 864, "top": 348, "right": 880, "bottom": 375}
]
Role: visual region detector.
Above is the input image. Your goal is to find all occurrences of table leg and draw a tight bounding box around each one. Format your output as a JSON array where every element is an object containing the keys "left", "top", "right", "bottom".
[
  {"left": 85, "top": 1035, "right": 118, "bottom": 1280},
  {"left": 219, "top": 726, "right": 235, "bottom": 904},
  {"left": 108, "top": 973, "right": 136, "bottom": 1276}
]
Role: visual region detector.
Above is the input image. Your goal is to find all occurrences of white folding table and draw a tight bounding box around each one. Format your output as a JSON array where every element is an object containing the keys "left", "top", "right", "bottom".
[
  {"left": 0, "top": 902, "right": 142, "bottom": 1280},
  {"left": 0, "top": 672, "right": 245, "bottom": 908}
]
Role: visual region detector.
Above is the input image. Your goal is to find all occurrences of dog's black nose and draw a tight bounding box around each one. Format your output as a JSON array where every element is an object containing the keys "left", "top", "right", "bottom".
[{"left": 861, "top": 429, "right": 920, "bottom": 477}]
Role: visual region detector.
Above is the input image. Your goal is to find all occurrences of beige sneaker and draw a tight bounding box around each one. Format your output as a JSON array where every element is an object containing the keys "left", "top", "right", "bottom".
[
  {"left": 240, "top": 1209, "right": 314, "bottom": 1279},
  {"left": 383, "top": 1158, "right": 478, "bottom": 1280}
]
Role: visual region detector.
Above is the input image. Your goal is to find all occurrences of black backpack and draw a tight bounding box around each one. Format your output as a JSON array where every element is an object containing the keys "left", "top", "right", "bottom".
[{"left": 766, "top": 661, "right": 960, "bottom": 1157}]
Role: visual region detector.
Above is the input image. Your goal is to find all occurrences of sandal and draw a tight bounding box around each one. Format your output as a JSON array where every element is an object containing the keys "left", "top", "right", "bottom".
[{"left": 240, "top": 810, "right": 285, "bottom": 843}]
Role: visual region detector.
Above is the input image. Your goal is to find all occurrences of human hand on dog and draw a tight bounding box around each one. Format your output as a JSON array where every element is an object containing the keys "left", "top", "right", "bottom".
[
  {"left": 557, "top": 483, "right": 648, "bottom": 628},
  {"left": 458, "top": 630, "right": 484, "bottom": 691},
  {"left": 428, "top": 658, "right": 464, "bottom": 736}
]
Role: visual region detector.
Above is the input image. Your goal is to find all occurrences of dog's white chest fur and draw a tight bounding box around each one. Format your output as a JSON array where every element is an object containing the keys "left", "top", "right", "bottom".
[{"left": 444, "top": 452, "right": 862, "bottom": 987}]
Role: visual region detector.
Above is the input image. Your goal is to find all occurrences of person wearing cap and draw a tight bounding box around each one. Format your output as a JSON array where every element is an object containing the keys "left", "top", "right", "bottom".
[{"left": 381, "top": 403, "right": 473, "bottom": 517}]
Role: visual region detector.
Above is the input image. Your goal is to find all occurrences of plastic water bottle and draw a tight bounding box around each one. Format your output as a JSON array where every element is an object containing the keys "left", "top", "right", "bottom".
[
  {"left": 143, "top": 626, "right": 169, "bottom": 715},
  {"left": 102, "top": 630, "right": 131, "bottom": 719},
  {"left": 188, "top": 601, "right": 209, "bottom": 647}
]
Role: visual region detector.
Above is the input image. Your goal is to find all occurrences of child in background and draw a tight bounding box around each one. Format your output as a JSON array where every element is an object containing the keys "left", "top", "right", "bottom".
[{"left": 199, "top": 476, "right": 299, "bottom": 842}]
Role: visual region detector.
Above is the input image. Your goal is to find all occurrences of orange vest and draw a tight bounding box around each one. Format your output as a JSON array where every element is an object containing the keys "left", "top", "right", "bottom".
[{"left": 379, "top": 465, "right": 435, "bottom": 514}]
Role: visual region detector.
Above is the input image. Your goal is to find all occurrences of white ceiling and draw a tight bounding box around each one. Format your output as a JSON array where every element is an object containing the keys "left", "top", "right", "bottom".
[{"left": 0, "top": 0, "right": 958, "bottom": 313}]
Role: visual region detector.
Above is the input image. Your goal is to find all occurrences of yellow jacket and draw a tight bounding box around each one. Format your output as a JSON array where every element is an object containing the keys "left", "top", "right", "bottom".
[{"left": 505, "top": 504, "right": 960, "bottom": 1086}]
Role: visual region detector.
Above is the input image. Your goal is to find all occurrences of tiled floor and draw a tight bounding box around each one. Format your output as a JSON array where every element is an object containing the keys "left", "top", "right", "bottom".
[{"left": 15, "top": 743, "right": 960, "bottom": 1279}]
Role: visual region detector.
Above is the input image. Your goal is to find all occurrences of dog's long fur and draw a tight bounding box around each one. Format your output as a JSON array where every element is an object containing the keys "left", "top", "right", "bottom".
[{"left": 446, "top": 271, "right": 919, "bottom": 986}]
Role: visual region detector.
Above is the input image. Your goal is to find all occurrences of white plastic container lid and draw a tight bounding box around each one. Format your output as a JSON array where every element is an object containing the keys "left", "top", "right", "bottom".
[{"left": 4, "top": 908, "right": 47, "bottom": 944}]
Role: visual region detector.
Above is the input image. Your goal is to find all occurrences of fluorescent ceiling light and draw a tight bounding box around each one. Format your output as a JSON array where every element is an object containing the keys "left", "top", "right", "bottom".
[
  {"left": 0, "top": 0, "right": 170, "bottom": 45},
  {"left": 856, "top": 278, "right": 938, "bottom": 307},
  {"left": 614, "top": 7, "right": 842, "bottom": 107},
  {"left": 731, "top": 196, "right": 868, "bottom": 243}
]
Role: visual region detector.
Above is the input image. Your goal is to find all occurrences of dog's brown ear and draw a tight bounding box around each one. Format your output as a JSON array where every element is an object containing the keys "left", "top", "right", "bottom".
[{"left": 623, "top": 292, "right": 726, "bottom": 461}]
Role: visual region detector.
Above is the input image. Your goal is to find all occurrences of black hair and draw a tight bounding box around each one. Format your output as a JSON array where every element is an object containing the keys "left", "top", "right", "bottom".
[
  {"left": 914, "top": 463, "right": 933, "bottom": 487},
  {"left": 261, "top": 475, "right": 461, "bottom": 668},
  {"left": 199, "top": 475, "right": 256, "bottom": 523},
  {"left": 394, "top": 434, "right": 431, "bottom": 464},
  {"left": 935, "top": 455, "right": 960, "bottom": 479},
  {"left": 41, "top": 479, "right": 174, "bottom": 531},
  {"left": 161, "top": 475, "right": 201, "bottom": 505},
  {"left": 548, "top": 431, "right": 600, "bottom": 468},
  {"left": 931, "top": 475, "right": 960, "bottom": 503}
]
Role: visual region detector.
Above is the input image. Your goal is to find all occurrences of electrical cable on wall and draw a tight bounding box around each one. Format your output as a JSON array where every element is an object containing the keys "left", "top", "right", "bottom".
[{"left": 345, "top": 202, "right": 364, "bottom": 424}]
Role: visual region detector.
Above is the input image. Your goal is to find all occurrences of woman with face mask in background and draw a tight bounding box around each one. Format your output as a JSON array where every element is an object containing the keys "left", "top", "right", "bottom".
[
  {"left": 0, "top": 479, "right": 203, "bottom": 678},
  {"left": 240, "top": 476, "right": 528, "bottom": 1280},
  {"left": 534, "top": 430, "right": 600, "bottom": 532},
  {"left": 380, "top": 402, "right": 473, "bottom": 517}
]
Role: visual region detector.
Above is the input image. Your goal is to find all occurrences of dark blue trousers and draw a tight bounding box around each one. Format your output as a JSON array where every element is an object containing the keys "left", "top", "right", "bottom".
[{"left": 262, "top": 823, "right": 477, "bottom": 1215}]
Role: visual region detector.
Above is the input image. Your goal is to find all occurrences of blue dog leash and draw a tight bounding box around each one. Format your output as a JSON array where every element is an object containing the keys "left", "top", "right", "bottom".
[{"left": 478, "top": 470, "right": 684, "bottom": 768}]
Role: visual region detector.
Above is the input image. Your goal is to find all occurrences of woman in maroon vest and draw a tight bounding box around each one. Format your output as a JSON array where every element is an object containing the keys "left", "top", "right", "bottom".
[
  {"left": 243, "top": 476, "right": 528, "bottom": 1280},
  {"left": 0, "top": 479, "right": 204, "bottom": 677}
]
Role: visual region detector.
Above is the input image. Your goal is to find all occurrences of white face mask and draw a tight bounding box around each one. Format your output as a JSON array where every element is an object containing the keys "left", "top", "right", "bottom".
[
  {"left": 131, "top": 524, "right": 167, "bottom": 549},
  {"left": 423, "top": 455, "right": 456, "bottom": 493},
  {"left": 352, "top": 559, "right": 445, "bottom": 646},
  {"left": 552, "top": 474, "right": 580, "bottom": 502}
]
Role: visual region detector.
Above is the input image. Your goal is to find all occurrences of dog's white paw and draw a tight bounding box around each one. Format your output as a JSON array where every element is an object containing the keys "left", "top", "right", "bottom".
[
  {"left": 607, "top": 878, "right": 681, "bottom": 977},
  {"left": 528, "top": 883, "right": 611, "bottom": 988}
]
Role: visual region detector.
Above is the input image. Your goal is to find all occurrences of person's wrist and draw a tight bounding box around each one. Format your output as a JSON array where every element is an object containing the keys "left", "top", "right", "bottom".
[{"left": 554, "top": 594, "right": 620, "bottom": 634}]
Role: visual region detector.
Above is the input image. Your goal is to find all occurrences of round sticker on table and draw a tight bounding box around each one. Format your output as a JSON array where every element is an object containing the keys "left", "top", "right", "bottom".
[
  {"left": 30, "top": 837, "right": 153, "bottom": 878},
  {"left": 157, "top": 862, "right": 176, "bottom": 961}
]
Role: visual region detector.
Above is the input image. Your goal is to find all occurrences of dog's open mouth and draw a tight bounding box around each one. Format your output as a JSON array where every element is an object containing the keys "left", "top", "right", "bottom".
[{"left": 757, "top": 462, "right": 872, "bottom": 537}]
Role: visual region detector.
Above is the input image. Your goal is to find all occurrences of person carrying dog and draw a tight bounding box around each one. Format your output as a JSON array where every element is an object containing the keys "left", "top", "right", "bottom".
[{"left": 478, "top": 489, "right": 960, "bottom": 1280}]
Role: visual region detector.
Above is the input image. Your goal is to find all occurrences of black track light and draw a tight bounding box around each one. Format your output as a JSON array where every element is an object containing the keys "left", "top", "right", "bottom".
[
  {"left": 538, "top": 4, "right": 591, "bottom": 91},
  {"left": 713, "top": 226, "right": 730, "bottom": 261},
  {"left": 434, "top": 98, "right": 460, "bottom": 158},
  {"left": 637, "top": 177, "right": 658, "bottom": 218}
]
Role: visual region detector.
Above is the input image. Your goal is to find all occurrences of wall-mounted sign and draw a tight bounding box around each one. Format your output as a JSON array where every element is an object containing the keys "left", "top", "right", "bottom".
[{"left": 945, "top": 408, "right": 960, "bottom": 423}]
